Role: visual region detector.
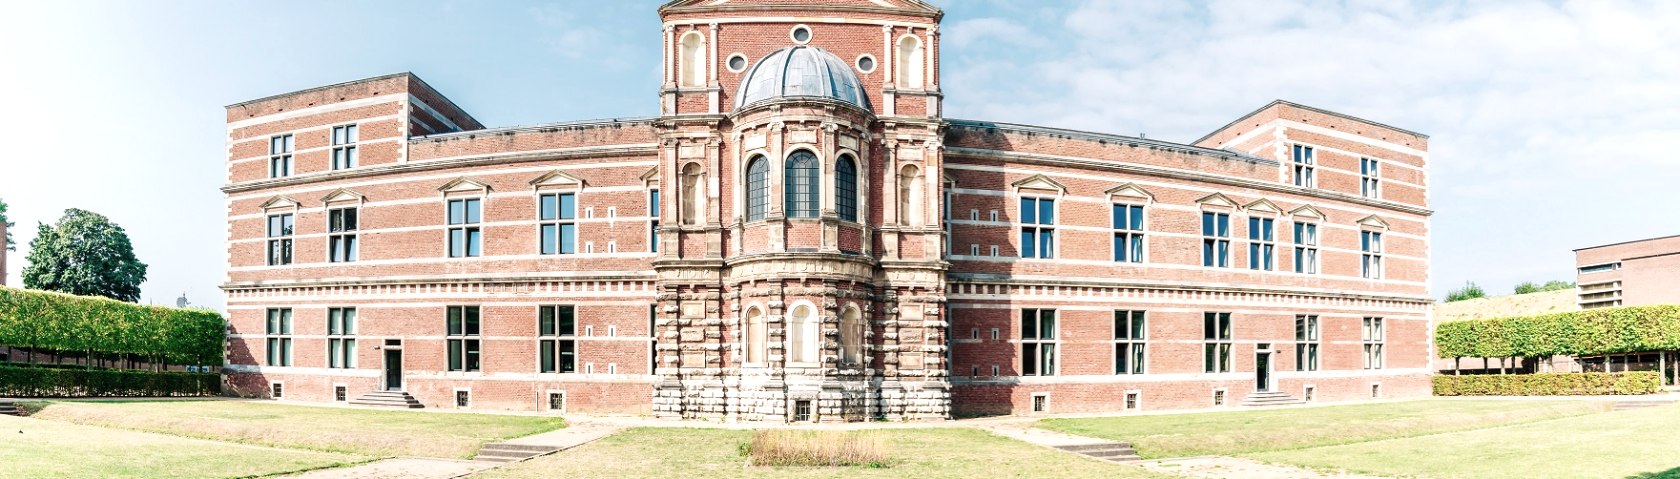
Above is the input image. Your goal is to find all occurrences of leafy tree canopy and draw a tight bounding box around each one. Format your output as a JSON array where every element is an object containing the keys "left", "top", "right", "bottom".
[
  {"left": 22, "top": 209, "right": 148, "bottom": 302},
  {"left": 0, "top": 198, "right": 15, "bottom": 251}
]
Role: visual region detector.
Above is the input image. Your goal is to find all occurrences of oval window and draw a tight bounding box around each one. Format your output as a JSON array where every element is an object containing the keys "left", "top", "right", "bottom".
[
  {"left": 790, "top": 25, "right": 812, "bottom": 44},
  {"left": 856, "top": 55, "right": 876, "bottom": 73},
  {"left": 727, "top": 54, "right": 748, "bottom": 73}
]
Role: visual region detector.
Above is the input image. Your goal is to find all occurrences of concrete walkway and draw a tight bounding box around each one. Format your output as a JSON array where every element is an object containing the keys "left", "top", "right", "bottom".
[
  {"left": 283, "top": 458, "right": 495, "bottom": 479},
  {"left": 1140, "top": 456, "right": 1394, "bottom": 479}
]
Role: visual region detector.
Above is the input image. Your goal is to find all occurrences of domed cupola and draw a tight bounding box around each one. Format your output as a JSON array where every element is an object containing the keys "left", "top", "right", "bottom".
[{"left": 734, "top": 46, "right": 870, "bottom": 111}]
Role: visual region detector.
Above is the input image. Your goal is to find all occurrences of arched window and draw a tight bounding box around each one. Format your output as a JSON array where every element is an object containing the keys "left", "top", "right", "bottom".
[
  {"left": 680, "top": 163, "right": 705, "bottom": 225},
  {"left": 785, "top": 151, "right": 819, "bottom": 218},
  {"left": 790, "top": 304, "right": 818, "bottom": 364},
  {"left": 840, "top": 306, "right": 863, "bottom": 366},
  {"left": 745, "top": 156, "right": 769, "bottom": 221},
  {"left": 896, "top": 35, "right": 924, "bottom": 89},
  {"left": 679, "top": 31, "right": 706, "bottom": 88},
  {"left": 744, "top": 307, "right": 766, "bottom": 365},
  {"left": 898, "top": 164, "right": 923, "bottom": 226},
  {"left": 836, "top": 155, "right": 858, "bottom": 222}
]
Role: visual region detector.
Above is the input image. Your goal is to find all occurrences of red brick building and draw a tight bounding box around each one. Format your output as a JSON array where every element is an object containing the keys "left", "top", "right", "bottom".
[{"left": 222, "top": 0, "right": 1433, "bottom": 421}]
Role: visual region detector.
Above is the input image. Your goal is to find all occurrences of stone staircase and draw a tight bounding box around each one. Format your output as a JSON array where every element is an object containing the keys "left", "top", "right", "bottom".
[
  {"left": 1612, "top": 399, "right": 1676, "bottom": 411},
  {"left": 474, "top": 443, "right": 562, "bottom": 463},
  {"left": 1054, "top": 442, "right": 1142, "bottom": 463},
  {"left": 0, "top": 399, "right": 20, "bottom": 416},
  {"left": 1241, "top": 390, "right": 1304, "bottom": 407},
  {"left": 348, "top": 390, "right": 423, "bottom": 408}
]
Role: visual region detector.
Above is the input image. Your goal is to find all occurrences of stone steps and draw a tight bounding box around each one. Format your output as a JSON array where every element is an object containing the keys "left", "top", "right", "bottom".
[
  {"left": 0, "top": 399, "right": 19, "bottom": 416},
  {"left": 348, "top": 390, "right": 423, "bottom": 409},
  {"left": 1612, "top": 400, "right": 1675, "bottom": 411},
  {"left": 1054, "top": 442, "right": 1141, "bottom": 462},
  {"left": 474, "top": 443, "right": 561, "bottom": 463},
  {"left": 1241, "top": 391, "right": 1304, "bottom": 407}
]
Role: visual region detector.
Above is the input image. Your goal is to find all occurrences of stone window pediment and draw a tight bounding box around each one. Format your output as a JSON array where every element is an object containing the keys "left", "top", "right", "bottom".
[
  {"left": 438, "top": 177, "right": 491, "bottom": 195},
  {"left": 1011, "top": 174, "right": 1066, "bottom": 196},
  {"left": 1105, "top": 182, "right": 1154, "bottom": 204},
  {"left": 1357, "top": 214, "right": 1390, "bottom": 230},
  {"left": 1195, "top": 192, "right": 1240, "bottom": 210},
  {"left": 529, "top": 170, "right": 587, "bottom": 191}
]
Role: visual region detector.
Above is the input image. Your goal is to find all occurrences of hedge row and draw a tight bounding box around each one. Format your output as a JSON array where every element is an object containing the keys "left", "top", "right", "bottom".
[
  {"left": 0, "top": 365, "right": 219, "bottom": 397},
  {"left": 1433, "top": 371, "right": 1661, "bottom": 396},
  {"left": 1436, "top": 305, "right": 1680, "bottom": 359},
  {"left": 0, "top": 286, "right": 224, "bottom": 365}
]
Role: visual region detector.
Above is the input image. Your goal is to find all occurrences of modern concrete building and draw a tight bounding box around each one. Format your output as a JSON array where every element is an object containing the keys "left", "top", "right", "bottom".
[
  {"left": 1575, "top": 234, "right": 1680, "bottom": 310},
  {"left": 221, "top": 0, "right": 1434, "bottom": 421}
]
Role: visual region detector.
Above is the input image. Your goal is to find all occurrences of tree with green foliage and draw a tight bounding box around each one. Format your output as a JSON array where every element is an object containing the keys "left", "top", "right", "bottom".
[
  {"left": 0, "top": 198, "right": 15, "bottom": 251},
  {"left": 1444, "top": 281, "right": 1486, "bottom": 302},
  {"left": 21, "top": 209, "right": 148, "bottom": 302},
  {"left": 1514, "top": 280, "right": 1575, "bottom": 295}
]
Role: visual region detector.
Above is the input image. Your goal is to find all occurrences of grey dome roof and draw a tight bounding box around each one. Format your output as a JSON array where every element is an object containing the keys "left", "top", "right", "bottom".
[{"left": 734, "top": 46, "right": 870, "bottom": 110}]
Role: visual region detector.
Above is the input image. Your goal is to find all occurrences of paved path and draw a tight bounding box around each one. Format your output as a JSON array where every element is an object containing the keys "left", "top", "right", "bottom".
[
  {"left": 280, "top": 420, "right": 622, "bottom": 478},
  {"left": 981, "top": 422, "right": 1114, "bottom": 448},
  {"left": 1140, "top": 456, "right": 1394, "bottom": 479},
  {"left": 283, "top": 458, "right": 495, "bottom": 479}
]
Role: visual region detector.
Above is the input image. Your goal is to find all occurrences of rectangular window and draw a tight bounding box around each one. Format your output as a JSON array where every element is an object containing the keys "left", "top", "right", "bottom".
[
  {"left": 328, "top": 207, "right": 358, "bottom": 263},
  {"left": 648, "top": 190, "right": 660, "bottom": 253},
  {"left": 1362, "top": 231, "right": 1384, "bottom": 279},
  {"left": 1363, "top": 317, "right": 1385, "bottom": 369},
  {"left": 1360, "top": 158, "right": 1379, "bottom": 198},
  {"left": 1292, "top": 144, "right": 1315, "bottom": 187},
  {"left": 1295, "top": 315, "right": 1319, "bottom": 372},
  {"left": 1112, "top": 204, "right": 1145, "bottom": 263},
  {"left": 446, "top": 306, "right": 482, "bottom": 372},
  {"left": 1113, "top": 310, "right": 1146, "bottom": 374},
  {"left": 1203, "top": 312, "right": 1232, "bottom": 373},
  {"left": 538, "top": 305, "right": 578, "bottom": 373},
  {"left": 1579, "top": 262, "right": 1620, "bottom": 274},
  {"left": 265, "top": 308, "right": 293, "bottom": 367},
  {"left": 266, "top": 213, "right": 294, "bottom": 266},
  {"left": 447, "top": 199, "right": 482, "bottom": 258},
  {"left": 1293, "top": 222, "right": 1319, "bottom": 274},
  {"left": 327, "top": 307, "right": 357, "bottom": 369},
  {"left": 539, "top": 193, "right": 577, "bottom": 255},
  {"left": 269, "top": 134, "right": 294, "bottom": 178},
  {"left": 1201, "top": 212, "right": 1230, "bottom": 268},
  {"left": 1019, "top": 198, "right": 1055, "bottom": 259},
  {"left": 331, "top": 124, "right": 358, "bottom": 170},
  {"left": 1247, "top": 217, "right": 1275, "bottom": 270},
  {"left": 334, "top": 385, "right": 347, "bottom": 402},
  {"left": 1020, "top": 309, "right": 1057, "bottom": 376}
]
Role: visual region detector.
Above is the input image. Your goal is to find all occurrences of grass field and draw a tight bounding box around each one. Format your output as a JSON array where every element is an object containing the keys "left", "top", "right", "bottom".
[
  {"left": 1038, "top": 399, "right": 1606, "bottom": 458},
  {"left": 1251, "top": 404, "right": 1680, "bottom": 479},
  {"left": 473, "top": 427, "right": 1176, "bottom": 479},
  {"left": 25, "top": 399, "right": 565, "bottom": 458},
  {"left": 0, "top": 414, "right": 365, "bottom": 479}
]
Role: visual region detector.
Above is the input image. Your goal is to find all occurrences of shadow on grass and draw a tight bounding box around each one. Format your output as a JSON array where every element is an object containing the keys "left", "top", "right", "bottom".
[{"left": 1628, "top": 467, "right": 1680, "bottom": 479}]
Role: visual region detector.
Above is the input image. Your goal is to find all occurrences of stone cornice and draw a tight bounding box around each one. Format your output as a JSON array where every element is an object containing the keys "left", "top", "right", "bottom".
[
  {"left": 945, "top": 146, "right": 1433, "bottom": 217},
  {"left": 946, "top": 273, "right": 1433, "bottom": 304},
  {"left": 221, "top": 271, "right": 658, "bottom": 291},
  {"left": 222, "top": 144, "right": 657, "bottom": 194}
]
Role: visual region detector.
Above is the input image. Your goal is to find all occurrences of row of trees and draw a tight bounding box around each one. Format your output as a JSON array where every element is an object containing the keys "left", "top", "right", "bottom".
[{"left": 1443, "top": 279, "right": 1576, "bottom": 303}]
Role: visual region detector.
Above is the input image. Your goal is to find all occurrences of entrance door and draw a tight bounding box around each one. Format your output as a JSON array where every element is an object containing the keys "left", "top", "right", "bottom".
[
  {"left": 1255, "top": 350, "right": 1272, "bottom": 392},
  {"left": 384, "top": 348, "right": 403, "bottom": 391}
]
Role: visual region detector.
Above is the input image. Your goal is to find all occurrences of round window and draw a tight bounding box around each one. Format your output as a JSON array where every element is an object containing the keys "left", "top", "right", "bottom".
[
  {"left": 727, "top": 54, "right": 748, "bottom": 73},
  {"left": 790, "top": 25, "right": 812, "bottom": 44},
  {"left": 856, "top": 55, "right": 876, "bottom": 73}
]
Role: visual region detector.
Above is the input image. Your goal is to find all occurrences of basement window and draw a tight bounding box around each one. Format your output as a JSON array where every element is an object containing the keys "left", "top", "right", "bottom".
[
  {"left": 456, "top": 390, "right": 471, "bottom": 408},
  {"left": 1304, "top": 385, "right": 1316, "bottom": 402},
  {"left": 334, "top": 385, "right": 347, "bottom": 402},
  {"left": 270, "top": 382, "right": 283, "bottom": 399},
  {"left": 548, "top": 392, "right": 566, "bottom": 411},
  {"left": 1372, "top": 384, "right": 1382, "bottom": 398},
  {"left": 1032, "top": 394, "right": 1048, "bottom": 413},
  {"left": 1213, "top": 389, "right": 1226, "bottom": 406},
  {"left": 1124, "top": 392, "right": 1140, "bottom": 411},
  {"left": 794, "top": 400, "right": 814, "bottom": 422}
]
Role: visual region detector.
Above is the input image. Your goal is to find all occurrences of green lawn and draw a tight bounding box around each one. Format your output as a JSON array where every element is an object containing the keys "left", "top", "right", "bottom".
[
  {"left": 1251, "top": 404, "right": 1680, "bottom": 479},
  {"left": 1038, "top": 399, "right": 1607, "bottom": 458},
  {"left": 0, "top": 414, "right": 365, "bottom": 479},
  {"left": 472, "top": 427, "right": 1177, "bottom": 479},
  {"left": 25, "top": 399, "right": 565, "bottom": 459}
]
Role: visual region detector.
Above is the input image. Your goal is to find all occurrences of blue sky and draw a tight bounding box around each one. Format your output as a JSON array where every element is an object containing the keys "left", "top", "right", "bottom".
[{"left": 3, "top": 0, "right": 1678, "bottom": 309}]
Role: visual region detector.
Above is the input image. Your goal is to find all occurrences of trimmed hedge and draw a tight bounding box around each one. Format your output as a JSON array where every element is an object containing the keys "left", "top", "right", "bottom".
[
  {"left": 0, "top": 286, "right": 224, "bottom": 366},
  {"left": 1436, "top": 305, "right": 1680, "bottom": 359},
  {"left": 0, "top": 365, "right": 219, "bottom": 397},
  {"left": 1434, "top": 372, "right": 1661, "bottom": 396}
]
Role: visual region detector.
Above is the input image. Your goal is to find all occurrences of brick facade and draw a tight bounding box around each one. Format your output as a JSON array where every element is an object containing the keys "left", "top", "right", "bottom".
[
  {"left": 222, "top": 0, "right": 1432, "bottom": 421},
  {"left": 1574, "top": 235, "right": 1680, "bottom": 309}
]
